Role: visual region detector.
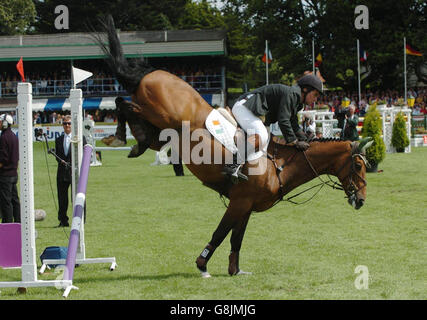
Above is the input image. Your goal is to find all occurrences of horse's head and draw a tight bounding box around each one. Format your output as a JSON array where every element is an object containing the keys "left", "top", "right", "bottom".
[{"left": 336, "top": 137, "right": 373, "bottom": 210}]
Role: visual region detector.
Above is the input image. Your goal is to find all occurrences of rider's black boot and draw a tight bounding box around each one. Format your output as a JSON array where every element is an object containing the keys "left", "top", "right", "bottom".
[{"left": 222, "top": 153, "right": 248, "bottom": 184}]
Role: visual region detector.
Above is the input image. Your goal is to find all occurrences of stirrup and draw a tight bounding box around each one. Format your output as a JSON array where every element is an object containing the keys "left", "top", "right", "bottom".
[{"left": 222, "top": 163, "right": 248, "bottom": 183}]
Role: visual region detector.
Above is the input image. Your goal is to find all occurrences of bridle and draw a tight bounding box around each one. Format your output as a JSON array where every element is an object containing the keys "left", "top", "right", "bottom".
[
  {"left": 330, "top": 147, "right": 369, "bottom": 205},
  {"left": 269, "top": 141, "right": 368, "bottom": 206}
]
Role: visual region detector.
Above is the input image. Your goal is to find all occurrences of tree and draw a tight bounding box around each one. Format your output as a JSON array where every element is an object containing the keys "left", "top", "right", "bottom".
[
  {"left": 0, "top": 0, "right": 36, "bottom": 35},
  {"left": 177, "top": 0, "right": 225, "bottom": 30},
  {"left": 222, "top": 0, "right": 427, "bottom": 91},
  {"left": 391, "top": 112, "right": 410, "bottom": 152},
  {"left": 32, "top": 0, "right": 189, "bottom": 33},
  {"left": 361, "top": 104, "right": 386, "bottom": 170}
]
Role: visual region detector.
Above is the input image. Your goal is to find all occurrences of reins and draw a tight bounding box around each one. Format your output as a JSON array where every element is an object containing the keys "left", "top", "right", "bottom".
[
  {"left": 268, "top": 141, "right": 366, "bottom": 207},
  {"left": 267, "top": 149, "right": 334, "bottom": 207},
  {"left": 220, "top": 140, "right": 368, "bottom": 209}
]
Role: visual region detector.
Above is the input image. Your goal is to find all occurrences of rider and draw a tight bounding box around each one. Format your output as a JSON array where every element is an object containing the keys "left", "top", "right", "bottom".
[{"left": 223, "top": 73, "right": 324, "bottom": 182}]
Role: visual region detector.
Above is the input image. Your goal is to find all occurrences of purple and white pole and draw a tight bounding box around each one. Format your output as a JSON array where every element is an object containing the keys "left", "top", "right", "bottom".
[{"left": 63, "top": 144, "right": 93, "bottom": 282}]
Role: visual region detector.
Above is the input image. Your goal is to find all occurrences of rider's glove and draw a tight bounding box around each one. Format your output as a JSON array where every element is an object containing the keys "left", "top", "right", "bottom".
[
  {"left": 295, "top": 140, "right": 310, "bottom": 151},
  {"left": 295, "top": 130, "right": 308, "bottom": 141}
]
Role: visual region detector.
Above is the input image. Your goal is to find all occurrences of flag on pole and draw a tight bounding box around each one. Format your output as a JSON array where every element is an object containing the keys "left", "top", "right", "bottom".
[
  {"left": 359, "top": 46, "right": 368, "bottom": 62},
  {"left": 72, "top": 66, "right": 93, "bottom": 87},
  {"left": 405, "top": 44, "right": 422, "bottom": 56},
  {"left": 16, "top": 57, "right": 25, "bottom": 82},
  {"left": 314, "top": 53, "right": 322, "bottom": 67},
  {"left": 360, "top": 64, "right": 371, "bottom": 81},
  {"left": 262, "top": 49, "right": 273, "bottom": 64}
]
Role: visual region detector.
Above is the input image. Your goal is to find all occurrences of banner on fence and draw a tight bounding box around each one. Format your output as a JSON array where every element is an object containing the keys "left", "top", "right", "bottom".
[{"left": 12, "top": 124, "right": 133, "bottom": 142}]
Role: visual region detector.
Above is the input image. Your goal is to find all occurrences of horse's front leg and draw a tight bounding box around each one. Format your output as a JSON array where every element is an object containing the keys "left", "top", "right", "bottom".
[
  {"left": 228, "top": 212, "right": 251, "bottom": 276},
  {"left": 195, "top": 198, "right": 252, "bottom": 277}
]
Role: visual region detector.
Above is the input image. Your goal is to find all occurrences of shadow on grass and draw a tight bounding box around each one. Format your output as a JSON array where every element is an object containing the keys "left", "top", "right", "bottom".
[{"left": 75, "top": 272, "right": 231, "bottom": 284}]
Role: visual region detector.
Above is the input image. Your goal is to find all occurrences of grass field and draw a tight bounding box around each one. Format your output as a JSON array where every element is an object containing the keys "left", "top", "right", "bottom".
[{"left": 0, "top": 141, "right": 425, "bottom": 300}]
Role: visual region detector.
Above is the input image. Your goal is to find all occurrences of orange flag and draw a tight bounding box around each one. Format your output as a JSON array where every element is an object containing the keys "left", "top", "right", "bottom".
[{"left": 16, "top": 57, "right": 25, "bottom": 82}]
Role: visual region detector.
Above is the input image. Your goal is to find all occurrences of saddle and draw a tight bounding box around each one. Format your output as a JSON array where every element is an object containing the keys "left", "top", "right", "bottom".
[
  {"left": 205, "top": 107, "right": 240, "bottom": 154},
  {"left": 217, "top": 106, "right": 238, "bottom": 127}
]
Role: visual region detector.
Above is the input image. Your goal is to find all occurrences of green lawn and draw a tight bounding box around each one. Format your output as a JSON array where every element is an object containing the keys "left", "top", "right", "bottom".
[{"left": 0, "top": 141, "right": 425, "bottom": 300}]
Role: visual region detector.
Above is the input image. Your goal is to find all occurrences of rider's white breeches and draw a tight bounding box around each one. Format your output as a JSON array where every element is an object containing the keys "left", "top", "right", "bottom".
[{"left": 232, "top": 98, "right": 269, "bottom": 161}]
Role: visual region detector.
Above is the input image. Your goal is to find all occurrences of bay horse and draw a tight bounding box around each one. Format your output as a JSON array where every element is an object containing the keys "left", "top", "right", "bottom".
[{"left": 94, "top": 15, "right": 372, "bottom": 277}]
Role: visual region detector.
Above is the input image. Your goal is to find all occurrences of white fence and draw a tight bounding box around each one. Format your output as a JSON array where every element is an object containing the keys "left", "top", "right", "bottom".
[
  {"left": 377, "top": 105, "right": 412, "bottom": 153},
  {"left": 270, "top": 111, "right": 339, "bottom": 138}
]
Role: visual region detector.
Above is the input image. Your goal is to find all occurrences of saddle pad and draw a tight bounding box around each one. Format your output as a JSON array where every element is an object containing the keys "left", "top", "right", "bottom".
[{"left": 205, "top": 109, "right": 238, "bottom": 153}]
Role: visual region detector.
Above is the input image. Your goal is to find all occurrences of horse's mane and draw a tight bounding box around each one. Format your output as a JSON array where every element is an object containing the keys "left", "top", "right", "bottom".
[
  {"left": 308, "top": 137, "right": 346, "bottom": 143},
  {"left": 271, "top": 135, "right": 348, "bottom": 148}
]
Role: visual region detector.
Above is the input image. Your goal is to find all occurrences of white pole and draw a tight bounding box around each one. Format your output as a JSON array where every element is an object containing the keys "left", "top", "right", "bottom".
[
  {"left": 357, "top": 39, "right": 361, "bottom": 107},
  {"left": 265, "top": 40, "right": 269, "bottom": 85},
  {"left": 404, "top": 37, "right": 407, "bottom": 104},
  {"left": 312, "top": 39, "right": 315, "bottom": 73},
  {"left": 70, "top": 89, "right": 85, "bottom": 260},
  {"left": 17, "top": 83, "right": 37, "bottom": 283}
]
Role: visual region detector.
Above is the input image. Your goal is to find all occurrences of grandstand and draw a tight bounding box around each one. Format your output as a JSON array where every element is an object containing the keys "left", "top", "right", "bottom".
[{"left": 0, "top": 29, "right": 227, "bottom": 113}]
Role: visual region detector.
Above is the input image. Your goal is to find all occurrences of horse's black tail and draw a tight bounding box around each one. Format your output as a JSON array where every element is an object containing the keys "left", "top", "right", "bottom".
[{"left": 91, "top": 15, "right": 154, "bottom": 94}]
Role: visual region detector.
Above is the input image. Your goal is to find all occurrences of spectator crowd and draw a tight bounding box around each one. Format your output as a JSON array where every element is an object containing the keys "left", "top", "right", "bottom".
[
  {"left": 308, "top": 87, "right": 427, "bottom": 116},
  {"left": 0, "top": 64, "right": 222, "bottom": 97},
  {"left": 24, "top": 86, "right": 427, "bottom": 125}
]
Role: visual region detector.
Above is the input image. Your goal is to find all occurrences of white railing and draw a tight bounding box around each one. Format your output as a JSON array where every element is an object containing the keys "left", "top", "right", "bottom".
[
  {"left": 270, "top": 111, "right": 339, "bottom": 138},
  {"left": 377, "top": 105, "right": 412, "bottom": 153},
  {"left": 0, "top": 74, "right": 223, "bottom": 97}
]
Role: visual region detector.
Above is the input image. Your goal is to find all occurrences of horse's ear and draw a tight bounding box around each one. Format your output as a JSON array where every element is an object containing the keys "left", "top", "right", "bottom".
[{"left": 358, "top": 137, "right": 374, "bottom": 153}]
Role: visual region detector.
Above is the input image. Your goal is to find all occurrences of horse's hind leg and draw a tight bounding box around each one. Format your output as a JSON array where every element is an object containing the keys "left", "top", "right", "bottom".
[
  {"left": 228, "top": 212, "right": 251, "bottom": 276},
  {"left": 195, "top": 199, "right": 252, "bottom": 277}
]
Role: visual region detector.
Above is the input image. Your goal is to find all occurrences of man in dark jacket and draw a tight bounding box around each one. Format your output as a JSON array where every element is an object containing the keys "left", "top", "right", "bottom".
[
  {"left": 54, "top": 115, "right": 87, "bottom": 227},
  {"left": 223, "top": 74, "right": 323, "bottom": 182},
  {"left": 0, "top": 114, "right": 20, "bottom": 223},
  {"left": 334, "top": 104, "right": 347, "bottom": 130},
  {"left": 341, "top": 105, "right": 360, "bottom": 141}
]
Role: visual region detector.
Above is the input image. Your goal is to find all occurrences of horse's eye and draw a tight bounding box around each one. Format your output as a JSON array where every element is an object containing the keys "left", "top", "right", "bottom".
[{"left": 355, "top": 162, "right": 362, "bottom": 170}]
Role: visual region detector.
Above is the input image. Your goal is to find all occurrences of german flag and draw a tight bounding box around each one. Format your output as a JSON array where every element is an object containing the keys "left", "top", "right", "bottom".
[
  {"left": 314, "top": 53, "right": 322, "bottom": 67},
  {"left": 406, "top": 44, "right": 423, "bottom": 56}
]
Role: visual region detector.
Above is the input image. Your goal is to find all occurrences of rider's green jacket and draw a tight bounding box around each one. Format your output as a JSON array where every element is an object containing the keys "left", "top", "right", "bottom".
[{"left": 237, "top": 84, "right": 304, "bottom": 143}]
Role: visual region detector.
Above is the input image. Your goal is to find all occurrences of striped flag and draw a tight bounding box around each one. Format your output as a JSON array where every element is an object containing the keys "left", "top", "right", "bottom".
[
  {"left": 262, "top": 49, "right": 272, "bottom": 64},
  {"left": 405, "top": 44, "right": 422, "bottom": 56},
  {"left": 359, "top": 46, "right": 368, "bottom": 62}
]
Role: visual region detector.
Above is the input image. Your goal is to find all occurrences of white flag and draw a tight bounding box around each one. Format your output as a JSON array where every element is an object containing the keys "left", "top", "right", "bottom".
[{"left": 72, "top": 66, "right": 93, "bottom": 86}]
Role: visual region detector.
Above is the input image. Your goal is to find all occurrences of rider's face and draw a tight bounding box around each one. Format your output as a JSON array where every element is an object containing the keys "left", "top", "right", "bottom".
[{"left": 304, "top": 90, "right": 320, "bottom": 105}]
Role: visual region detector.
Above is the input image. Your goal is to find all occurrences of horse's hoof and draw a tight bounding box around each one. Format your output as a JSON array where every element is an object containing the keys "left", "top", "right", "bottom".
[
  {"left": 236, "top": 270, "right": 252, "bottom": 276},
  {"left": 101, "top": 135, "right": 115, "bottom": 146},
  {"left": 127, "top": 145, "right": 141, "bottom": 158},
  {"left": 110, "top": 138, "right": 126, "bottom": 147},
  {"left": 200, "top": 271, "right": 212, "bottom": 278}
]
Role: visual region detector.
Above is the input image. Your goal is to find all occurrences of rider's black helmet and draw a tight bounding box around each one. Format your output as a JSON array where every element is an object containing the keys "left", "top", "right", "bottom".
[{"left": 297, "top": 74, "right": 324, "bottom": 95}]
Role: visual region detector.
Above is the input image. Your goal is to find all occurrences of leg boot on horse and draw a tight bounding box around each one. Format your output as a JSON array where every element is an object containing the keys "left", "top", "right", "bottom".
[{"left": 196, "top": 198, "right": 253, "bottom": 277}]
